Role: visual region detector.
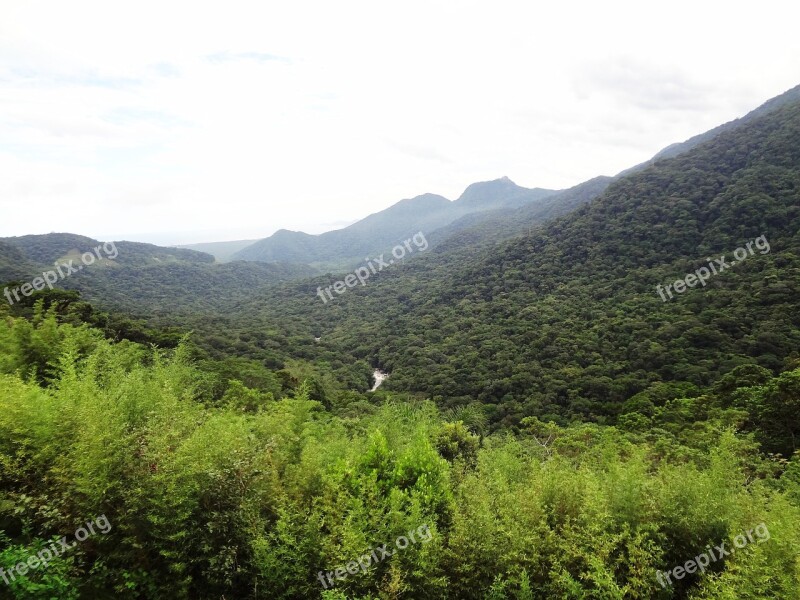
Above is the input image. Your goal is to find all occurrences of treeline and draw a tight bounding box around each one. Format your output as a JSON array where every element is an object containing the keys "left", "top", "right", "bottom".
[{"left": 0, "top": 304, "right": 798, "bottom": 598}]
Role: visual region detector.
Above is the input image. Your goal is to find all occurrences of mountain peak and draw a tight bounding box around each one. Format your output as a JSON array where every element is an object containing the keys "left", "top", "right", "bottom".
[
  {"left": 457, "top": 177, "right": 523, "bottom": 204},
  {"left": 456, "top": 177, "right": 556, "bottom": 210}
]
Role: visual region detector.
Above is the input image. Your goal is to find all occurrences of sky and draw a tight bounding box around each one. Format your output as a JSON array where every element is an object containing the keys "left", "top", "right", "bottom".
[{"left": 1, "top": 1, "right": 799, "bottom": 245}]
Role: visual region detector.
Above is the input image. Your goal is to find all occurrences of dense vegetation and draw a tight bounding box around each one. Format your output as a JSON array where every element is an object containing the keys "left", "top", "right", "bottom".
[{"left": 0, "top": 304, "right": 798, "bottom": 598}]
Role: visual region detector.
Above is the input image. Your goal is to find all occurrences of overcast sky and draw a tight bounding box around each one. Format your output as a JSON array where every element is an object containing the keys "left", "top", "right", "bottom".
[{"left": 1, "top": 0, "right": 799, "bottom": 245}]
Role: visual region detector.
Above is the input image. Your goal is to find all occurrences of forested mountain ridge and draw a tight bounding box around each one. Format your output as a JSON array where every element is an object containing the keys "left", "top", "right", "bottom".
[
  {"left": 429, "top": 86, "right": 800, "bottom": 259},
  {"left": 361, "top": 95, "right": 800, "bottom": 423}
]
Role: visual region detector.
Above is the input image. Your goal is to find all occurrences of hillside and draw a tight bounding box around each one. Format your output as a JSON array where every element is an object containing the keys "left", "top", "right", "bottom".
[
  {"left": 2, "top": 307, "right": 798, "bottom": 598},
  {"left": 0, "top": 240, "right": 39, "bottom": 282},
  {"left": 347, "top": 95, "right": 800, "bottom": 424},
  {"left": 0, "top": 233, "right": 316, "bottom": 318}
]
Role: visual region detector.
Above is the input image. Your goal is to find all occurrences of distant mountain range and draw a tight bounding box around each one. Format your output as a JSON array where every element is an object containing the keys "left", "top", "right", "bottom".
[
  {"left": 188, "top": 85, "right": 800, "bottom": 272},
  {"left": 229, "top": 177, "right": 558, "bottom": 269}
]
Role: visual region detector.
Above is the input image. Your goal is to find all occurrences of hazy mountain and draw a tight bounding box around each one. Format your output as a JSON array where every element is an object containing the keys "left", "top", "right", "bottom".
[
  {"left": 452, "top": 176, "right": 554, "bottom": 210},
  {"left": 231, "top": 178, "right": 559, "bottom": 268},
  {"left": 176, "top": 239, "right": 260, "bottom": 262},
  {"left": 427, "top": 176, "right": 614, "bottom": 258}
]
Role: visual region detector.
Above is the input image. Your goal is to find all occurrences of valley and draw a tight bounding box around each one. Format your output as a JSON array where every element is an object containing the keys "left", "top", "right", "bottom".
[{"left": 1, "top": 21, "right": 799, "bottom": 597}]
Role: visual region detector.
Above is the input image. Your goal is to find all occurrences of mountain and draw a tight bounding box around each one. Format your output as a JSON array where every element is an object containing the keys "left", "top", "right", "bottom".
[
  {"left": 176, "top": 239, "right": 260, "bottom": 262},
  {"left": 350, "top": 91, "right": 800, "bottom": 423},
  {"left": 231, "top": 178, "right": 559, "bottom": 269},
  {"left": 427, "top": 176, "right": 614, "bottom": 259},
  {"left": 452, "top": 176, "right": 554, "bottom": 210},
  {"left": 428, "top": 86, "right": 800, "bottom": 269}
]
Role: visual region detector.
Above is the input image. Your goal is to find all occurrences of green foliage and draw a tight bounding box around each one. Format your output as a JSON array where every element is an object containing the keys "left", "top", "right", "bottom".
[
  {"left": 729, "top": 369, "right": 800, "bottom": 456},
  {"left": 0, "top": 535, "right": 79, "bottom": 599},
  {"left": 434, "top": 422, "right": 480, "bottom": 466},
  {"left": 0, "top": 313, "right": 798, "bottom": 598}
]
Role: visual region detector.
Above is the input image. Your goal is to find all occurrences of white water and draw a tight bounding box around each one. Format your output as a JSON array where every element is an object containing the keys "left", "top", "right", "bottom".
[{"left": 370, "top": 369, "right": 388, "bottom": 391}]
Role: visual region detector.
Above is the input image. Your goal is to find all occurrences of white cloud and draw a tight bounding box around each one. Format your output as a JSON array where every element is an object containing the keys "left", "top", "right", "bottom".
[{"left": 1, "top": 0, "right": 799, "bottom": 244}]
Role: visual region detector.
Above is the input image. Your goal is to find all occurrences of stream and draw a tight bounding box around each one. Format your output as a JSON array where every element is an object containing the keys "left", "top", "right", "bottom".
[{"left": 370, "top": 369, "right": 388, "bottom": 391}]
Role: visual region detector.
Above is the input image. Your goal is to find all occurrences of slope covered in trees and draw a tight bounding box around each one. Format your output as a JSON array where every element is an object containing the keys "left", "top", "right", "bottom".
[{"left": 0, "top": 233, "right": 319, "bottom": 317}]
